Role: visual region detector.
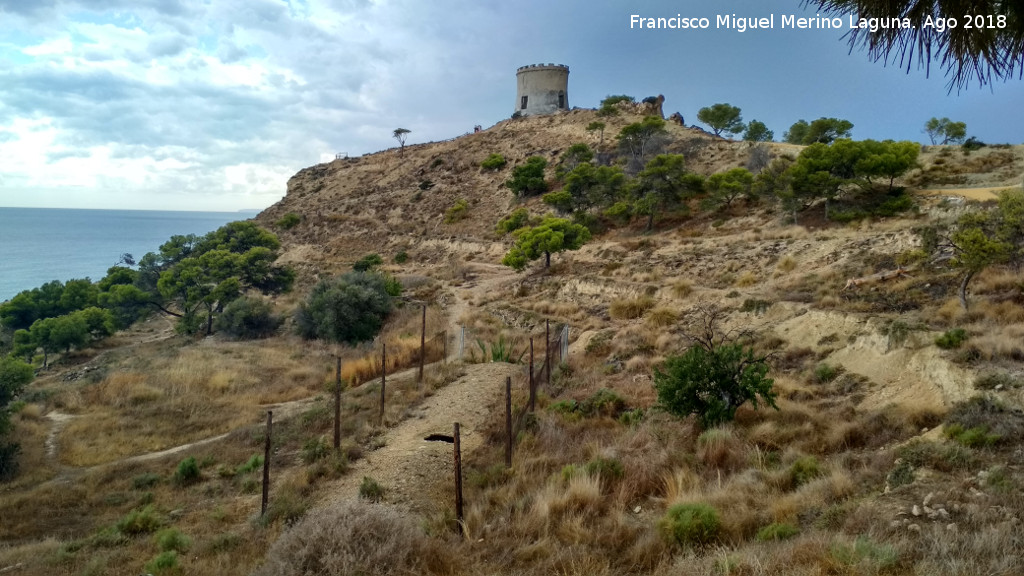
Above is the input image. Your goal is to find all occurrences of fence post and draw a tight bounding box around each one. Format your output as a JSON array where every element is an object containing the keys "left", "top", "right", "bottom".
[
  {"left": 443, "top": 330, "right": 447, "bottom": 364},
  {"left": 505, "top": 376, "right": 512, "bottom": 468},
  {"left": 545, "top": 319, "right": 551, "bottom": 388},
  {"left": 528, "top": 337, "right": 535, "bottom": 412},
  {"left": 459, "top": 325, "right": 465, "bottom": 360},
  {"left": 334, "top": 356, "right": 341, "bottom": 451},
  {"left": 418, "top": 304, "right": 426, "bottom": 387},
  {"left": 261, "top": 410, "right": 273, "bottom": 517},
  {"left": 453, "top": 422, "right": 464, "bottom": 536},
  {"left": 380, "top": 344, "right": 386, "bottom": 427}
]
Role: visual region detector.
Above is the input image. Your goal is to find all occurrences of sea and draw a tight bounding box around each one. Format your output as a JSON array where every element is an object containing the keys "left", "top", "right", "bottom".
[{"left": 0, "top": 208, "right": 248, "bottom": 302}]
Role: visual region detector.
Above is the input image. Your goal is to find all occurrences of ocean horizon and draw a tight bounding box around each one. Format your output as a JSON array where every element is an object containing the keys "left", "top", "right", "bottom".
[{"left": 0, "top": 207, "right": 247, "bottom": 302}]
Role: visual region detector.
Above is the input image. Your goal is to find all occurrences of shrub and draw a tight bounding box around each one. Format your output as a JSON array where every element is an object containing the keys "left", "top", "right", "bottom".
[
  {"left": 654, "top": 343, "right": 777, "bottom": 428},
  {"left": 302, "top": 437, "right": 330, "bottom": 464},
  {"left": 830, "top": 536, "right": 898, "bottom": 570},
  {"left": 495, "top": 208, "right": 531, "bottom": 235},
  {"left": 584, "top": 456, "right": 624, "bottom": 481},
  {"left": 814, "top": 363, "right": 841, "bottom": 384},
  {"left": 962, "top": 136, "right": 986, "bottom": 151},
  {"left": 946, "top": 396, "right": 1024, "bottom": 444},
  {"left": 756, "top": 522, "right": 799, "bottom": 541},
  {"left": 582, "top": 388, "right": 626, "bottom": 417},
  {"left": 935, "top": 328, "right": 968, "bottom": 349},
  {"left": 740, "top": 299, "right": 771, "bottom": 314},
  {"left": 214, "top": 297, "right": 281, "bottom": 339},
  {"left": 601, "top": 95, "right": 635, "bottom": 107},
  {"left": 275, "top": 212, "right": 301, "bottom": 230},
  {"left": 358, "top": 476, "right": 385, "bottom": 502},
  {"left": 659, "top": 503, "right": 720, "bottom": 547},
  {"left": 352, "top": 254, "right": 384, "bottom": 272},
  {"left": 116, "top": 505, "right": 164, "bottom": 535},
  {"left": 788, "top": 455, "right": 822, "bottom": 487},
  {"left": 154, "top": 528, "right": 191, "bottom": 553},
  {"left": 236, "top": 454, "right": 263, "bottom": 475},
  {"left": 132, "top": 473, "right": 162, "bottom": 490},
  {"left": 173, "top": 457, "right": 200, "bottom": 486},
  {"left": 144, "top": 551, "right": 179, "bottom": 575},
  {"left": 393, "top": 251, "right": 409, "bottom": 264},
  {"left": 505, "top": 156, "right": 548, "bottom": 197},
  {"left": 295, "top": 272, "right": 394, "bottom": 345},
  {"left": 943, "top": 423, "right": 1000, "bottom": 447},
  {"left": 444, "top": 199, "right": 469, "bottom": 224},
  {"left": 480, "top": 154, "right": 507, "bottom": 170},
  {"left": 253, "top": 500, "right": 454, "bottom": 576}
]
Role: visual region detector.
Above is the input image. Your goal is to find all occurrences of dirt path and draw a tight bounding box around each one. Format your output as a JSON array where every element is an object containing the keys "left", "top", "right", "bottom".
[
  {"left": 326, "top": 361, "right": 519, "bottom": 514},
  {"left": 917, "top": 184, "right": 1022, "bottom": 202}
]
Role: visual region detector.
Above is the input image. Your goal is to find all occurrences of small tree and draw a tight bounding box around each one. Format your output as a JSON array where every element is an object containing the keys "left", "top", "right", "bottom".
[
  {"left": 0, "top": 357, "right": 34, "bottom": 479},
  {"left": 505, "top": 156, "right": 548, "bottom": 197},
  {"left": 704, "top": 168, "right": 755, "bottom": 211},
  {"left": 215, "top": 297, "right": 281, "bottom": 339},
  {"left": 631, "top": 154, "right": 703, "bottom": 230},
  {"left": 804, "top": 118, "right": 854, "bottom": 144},
  {"left": 653, "top": 306, "right": 777, "bottom": 428},
  {"left": 617, "top": 116, "right": 668, "bottom": 169},
  {"left": 480, "top": 154, "right": 507, "bottom": 171},
  {"left": 696, "top": 103, "right": 745, "bottom": 137},
  {"left": 392, "top": 128, "right": 411, "bottom": 156},
  {"left": 502, "top": 217, "right": 591, "bottom": 271},
  {"left": 924, "top": 117, "right": 967, "bottom": 145},
  {"left": 742, "top": 120, "right": 774, "bottom": 142}
]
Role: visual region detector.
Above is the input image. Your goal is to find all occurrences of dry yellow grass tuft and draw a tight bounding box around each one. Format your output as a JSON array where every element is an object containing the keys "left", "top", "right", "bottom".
[{"left": 609, "top": 296, "right": 656, "bottom": 320}]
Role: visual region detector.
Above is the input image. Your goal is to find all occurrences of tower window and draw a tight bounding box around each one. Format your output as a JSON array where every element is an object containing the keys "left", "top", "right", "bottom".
[
  {"left": 521, "top": 95, "right": 528, "bottom": 109},
  {"left": 558, "top": 92, "right": 565, "bottom": 108}
]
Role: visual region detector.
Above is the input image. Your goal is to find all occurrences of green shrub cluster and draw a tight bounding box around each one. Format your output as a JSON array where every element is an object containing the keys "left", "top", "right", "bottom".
[
  {"left": 659, "top": 503, "right": 721, "bottom": 547},
  {"left": 480, "top": 154, "right": 507, "bottom": 170},
  {"left": 275, "top": 212, "right": 301, "bottom": 230},
  {"left": 935, "top": 328, "right": 968, "bottom": 349},
  {"left": 214, "top": 297, "right": 281, "bottom": 340}
]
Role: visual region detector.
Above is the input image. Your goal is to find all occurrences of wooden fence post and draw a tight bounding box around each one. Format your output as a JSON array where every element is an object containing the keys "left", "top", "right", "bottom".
[
  {"left": 545, "top": 319, "right": 551, "bottom": 388},
  {"left": 380, "top": 344, "right": 386, "bottom": 427},
  {"left": 453, "top": 422, "right": 464, "bottom": 536},
  {"left": 528, "top": 337, "right": 535, "bottom": 412},
  {"left": 505, "top": 377, "right": 512, "bottom": 468},
  {"left": 261, "top": 410, "right": 273, "bottom": 516},
  {"left": 334, "top": 356, "right": 341, "bottom": 451},
  {"left": 418, "top": 304, "right": 426, "bottom": 387}
]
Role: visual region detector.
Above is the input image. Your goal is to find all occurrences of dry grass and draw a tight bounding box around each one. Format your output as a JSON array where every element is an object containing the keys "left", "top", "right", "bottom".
[
  {"left": 734, "top": 271, "right": 759, "bottom": 287},
  {"left": 645, "top": 307, "right": 678, "bottom": 328},
  {"left": 609, "top": 296, "right": 656, "bottom": 320},
  {"left": 776, "top": 254, "right": 797, "bottom": 274}
]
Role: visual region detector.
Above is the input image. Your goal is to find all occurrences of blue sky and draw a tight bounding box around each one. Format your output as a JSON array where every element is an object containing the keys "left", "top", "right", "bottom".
[{"left": 1, "top": 0, "right": 1021, "bottom": 212}]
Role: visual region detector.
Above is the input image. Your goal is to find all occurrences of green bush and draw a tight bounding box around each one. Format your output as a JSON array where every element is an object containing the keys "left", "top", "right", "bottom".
[
  {"left": 154, "top": 528, "right": 191, "bottom": 552},
  {"left": 505, "top": 156, "right": 548, "bottom": 197},
  {"left": 116, "top": 505, "right": 164, "bottom": 535},
  {"left": 740, "top": 299, "right": 771, "bottom": 314},
  {"left": 275, "top": 212, "right": 301, "bottom": 230},
  {"left": 755, "top": 522, "right": 799, "bottom": 541},
  {"left": 173, "top": 456, "right": 200, "bottom": 486},
  {"left": 830, "top": 536, "right": 898, "bottom": 570},
  {"left": 393, "top": 251, "right": 409, "bottom": 264},
  {"left": 814, "top": 363, "right": 841, "bottom": 384},
  {"left": 584, "top": 456, "right": 624, "bottom": 481},
  {"left": 358, "top": 476, "right": 385, "bottom": 502},
  {"left": 235, "top": 454, "right": 263, "bottom": 475},
  {"left": 295, "top": 272, "right": 394, "bottom": 345},
  {"left": 943, "top": 423, "right": 1000, "bottom": 447},
  {"left": 495, "top": 208, "right": 532, "bottom": 236},
  {"left": 659, "top": 503, "right": 721, "bottom": 547},
  {"left": 352, "top": 254, "right": 384, "bottom": 272},
  {"left": 935, "top": 328, "right": 968, "bottom": 349},
  {"left": 601, "top": 95, "right": 635, "bottom": 107},
  {"left": 301, "top": 437, "right": 330, "bottom": 464},
  {"left": 582, "top": 388, "right": 626, "bottom": 417},
  {"left": 214, "top": 297, "right": 281, "bottom": 339},
  {"left": 789, "top": 455, "right": 822, "bottom": 487},
  {"left": 132, "top": 473, "right": 162, "bottom": 490},
  {"left": 480, "top": 154, "right": 507, "bottom": 170},
  {"left": 444, "top": 199, "right": 469, "bottom": 224},
  {"left": 144, "top": 551, "right": 179, "bottom": 575},
  {"left": 654, "top": 343, "right": 777, "bottom": 428}
]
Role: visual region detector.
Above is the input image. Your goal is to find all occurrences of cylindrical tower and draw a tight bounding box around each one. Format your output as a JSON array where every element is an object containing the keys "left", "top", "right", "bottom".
[{"left": 514, "top": 64, "right": 569, "bottom": 117}]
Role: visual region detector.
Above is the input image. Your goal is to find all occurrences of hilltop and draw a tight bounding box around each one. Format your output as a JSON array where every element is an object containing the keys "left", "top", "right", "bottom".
[{"left": 2, "top": 104, "right": 1023, "bottom": 576}]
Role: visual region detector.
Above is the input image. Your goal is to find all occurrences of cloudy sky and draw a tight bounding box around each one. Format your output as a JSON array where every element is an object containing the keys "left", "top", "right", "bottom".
[{"left": 1, "top": 0, "right": 1022, "bottom": 212}]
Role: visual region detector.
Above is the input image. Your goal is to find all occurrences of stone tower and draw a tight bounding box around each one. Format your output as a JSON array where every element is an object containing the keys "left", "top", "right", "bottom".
[{"left": 514, "top": 63, "right": 569, "bottom": 117}]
